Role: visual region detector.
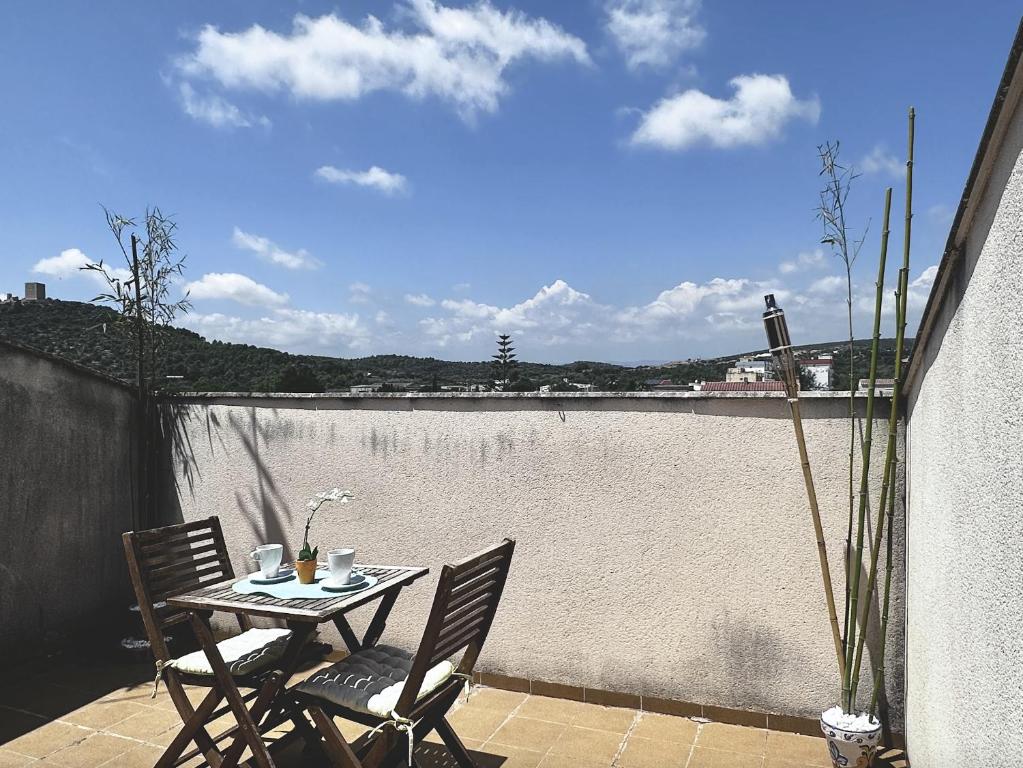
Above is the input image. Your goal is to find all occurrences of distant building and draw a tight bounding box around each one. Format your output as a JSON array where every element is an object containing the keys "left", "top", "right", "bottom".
[
  {"left": 349, "top": 383, "right": 383, "bottom": 394},
  {"left": 800, "top": 356, "right": 834, "bottom": 389},
  {"left": 1, "top": 293, "right": 15, "bottom": 303},
  {"left": 725, "top": 357, "right": 775, "bottom": 383},
  {"left": 858, "top": 378, "right": 896, "bottom": 395},
  {"left": 701, "top": 381, "right": 786, "bottom": 392},
  {"left": 24, "top": 282, "right": 45, "bottom": 301},
  {"left": 645, "top": 378, "right": 673, "bottom": 387}
]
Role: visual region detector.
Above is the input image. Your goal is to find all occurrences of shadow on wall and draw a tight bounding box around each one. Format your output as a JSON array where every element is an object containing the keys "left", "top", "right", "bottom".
[{"left": 160, "top": 401, "right": 297, "bottom": 560}]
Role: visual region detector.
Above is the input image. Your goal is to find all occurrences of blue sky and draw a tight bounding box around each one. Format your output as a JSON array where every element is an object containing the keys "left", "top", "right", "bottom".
[{"left": 1, "top": 2, "right": 1019, "bottom": 362}]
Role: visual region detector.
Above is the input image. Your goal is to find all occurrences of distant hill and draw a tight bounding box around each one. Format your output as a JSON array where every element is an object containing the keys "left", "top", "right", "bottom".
[{"left": 0, "top": 299, "right": 909, "bottom": 392}]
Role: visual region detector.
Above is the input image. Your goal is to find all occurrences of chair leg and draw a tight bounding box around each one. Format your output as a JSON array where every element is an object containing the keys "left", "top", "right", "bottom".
[
  {"left": 157, "top": 688, "right": 224, "bottom": 768},
  {"left": 434, "top": 717, "right": 477, "bottom": 768},
  {"left": 308, "top": 706, "right": 364, "bottom": 768},
  {"left": 219, "top": 672, "right": 283, "bottom": 768},
  {"left": 189, "top": 613, "right": 276, "bottom": 768}
]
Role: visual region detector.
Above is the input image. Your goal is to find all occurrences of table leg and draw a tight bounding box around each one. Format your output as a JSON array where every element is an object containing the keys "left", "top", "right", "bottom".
[
  {"left": 361, "top": 590, "right": 400, "bottom": 649},
  {"left": 333, "top": 614, "right": 363, "bottom": 653}
]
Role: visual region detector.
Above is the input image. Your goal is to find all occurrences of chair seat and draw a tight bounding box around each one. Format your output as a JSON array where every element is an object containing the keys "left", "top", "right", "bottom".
[
  {"left": 294, "top": 645, "right": 454, "bottom": 717},
  {"left": 169, "top": 627, "right": 292, "bottom": 677}
]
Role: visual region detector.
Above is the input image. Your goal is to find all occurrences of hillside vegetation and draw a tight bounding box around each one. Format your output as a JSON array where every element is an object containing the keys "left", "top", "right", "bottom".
[{"left": 0, "top": 299, "right": 910, "bottom": 392}]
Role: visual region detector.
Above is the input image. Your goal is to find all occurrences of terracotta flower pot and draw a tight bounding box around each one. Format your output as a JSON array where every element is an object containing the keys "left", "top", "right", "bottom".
[
  {"left": 295, "top": 559, "right": 318, "bottom": 584},
  {"left": 820, "top": 708, "right": 882, "bottom": 768}
]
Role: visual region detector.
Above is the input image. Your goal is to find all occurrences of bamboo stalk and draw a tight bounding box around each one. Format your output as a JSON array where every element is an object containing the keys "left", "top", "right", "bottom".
[
  {"left": 842, "top": 187, "right": 892, "bottom": 711},
  {"left": 850, "top": 107, "right": 915, "bottom": 706},
  {"left": 870, "top": 453, "right": 898, "bottom": 715},
  {"left": 788, "top": 396, "right": 848, "bottom": 684}
]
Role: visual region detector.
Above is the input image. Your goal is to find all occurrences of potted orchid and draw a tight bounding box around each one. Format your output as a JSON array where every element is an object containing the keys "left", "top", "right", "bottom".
[{"left": 296, "top": 487, "right": 354, "bottom": 584}]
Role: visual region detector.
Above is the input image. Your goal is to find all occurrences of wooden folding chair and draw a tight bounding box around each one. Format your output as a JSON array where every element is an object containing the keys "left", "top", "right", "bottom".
[
  {"left": 291, "top": 539, "right": 516, "bottom": 768},
  {"left": 123, "top": 517, "right": 306, "bottom": 768}
]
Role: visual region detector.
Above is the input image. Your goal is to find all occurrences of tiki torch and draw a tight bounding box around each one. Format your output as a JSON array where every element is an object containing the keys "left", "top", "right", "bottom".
[{"left": 762, "top": 294, "right": 847, "bottom": 679}]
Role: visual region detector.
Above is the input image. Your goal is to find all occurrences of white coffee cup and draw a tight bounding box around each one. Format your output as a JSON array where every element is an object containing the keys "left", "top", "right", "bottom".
[
  {"left": 327, "top": 548, "right": 356, "bottom": 585},
  {"left": 249, "top": 544, "right": 284, "bottom": 579}
]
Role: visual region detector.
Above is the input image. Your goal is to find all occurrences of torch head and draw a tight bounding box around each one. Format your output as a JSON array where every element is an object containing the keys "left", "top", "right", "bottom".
[{"left": 762, "top": 294, "right": 799, "bottom": 398}]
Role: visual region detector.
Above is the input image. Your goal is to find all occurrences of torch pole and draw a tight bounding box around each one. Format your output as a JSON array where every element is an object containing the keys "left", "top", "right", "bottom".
[
  {"left": 763, "top": 295, "right": 847, "bottom": 686},
  {"left": 788, "top": 389, "right": 848, "bottom": 683}
]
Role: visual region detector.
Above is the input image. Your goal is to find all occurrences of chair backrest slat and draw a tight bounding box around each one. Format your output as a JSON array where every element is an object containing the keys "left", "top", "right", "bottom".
[
  {"left": 395, "top": 539, "right": 515, "bottom": 717},
  {"left": 122, "top": 516, "right": 236, "bottom": 662}
]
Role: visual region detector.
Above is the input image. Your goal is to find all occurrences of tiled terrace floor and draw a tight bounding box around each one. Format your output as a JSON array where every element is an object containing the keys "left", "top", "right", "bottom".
[{"left": 0, "top": 653, "right": 908, "bottom": 767}]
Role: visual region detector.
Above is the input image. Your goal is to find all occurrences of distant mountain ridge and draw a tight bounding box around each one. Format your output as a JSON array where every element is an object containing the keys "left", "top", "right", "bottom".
[{"left": 0, "top": 299, "right": 909, "bottom": 392}]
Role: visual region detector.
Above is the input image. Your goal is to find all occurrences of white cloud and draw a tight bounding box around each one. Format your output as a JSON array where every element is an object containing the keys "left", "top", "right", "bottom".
[
  {"left": 779, "top": 248, "right": 825, "bottom": 274},
  {"left": 605, "top": 0, "right": 704, "bottom": 70},
  {"left": 175, "top": 1, "right": 590, "bottom": 121},
  {"left": 630, "top": 74, "right": 820, "bottom": 151},
  {"left": 616, "top": 277, "right": 782, "bottom": 338},
  {"left": 349, "top": 282, "right": 373, "bottom": 304},
  {"left": 424, "top": 279, "right": 605, "bottom": 347},
  {"left": 861, "top": 144, "right": 902, "bottom": 177},
  {"left": 184, "top": 272, "right": 289, "bottom": 307},
  {"left": 178, "top": 82, "right": 269, "bottom": 129},
  {"left": 232, "top": 227, "right": 321, "bottom": 270},
  {"left": 315, "top": 166, "right": 409, "bottom": 196},
  {"left": 185, "top": 308, "right": 369, "bottom": 353},
  {"left": 33, "top": 248, "right": 131, "bottom": 286},
  {"left": 808, "top": 275, "right": 845, "bottom": 295},
  {"left": 404, "top": 293, "right": 436, "bottom": 307}
]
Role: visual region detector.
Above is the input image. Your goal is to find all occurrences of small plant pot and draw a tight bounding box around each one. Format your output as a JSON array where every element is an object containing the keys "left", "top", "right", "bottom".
[
  {"left": 820, "top": 708, "right": 882, "bottom": 768},
  {"left": 295, "top": 559, "right": 318, "bottom": 584}
]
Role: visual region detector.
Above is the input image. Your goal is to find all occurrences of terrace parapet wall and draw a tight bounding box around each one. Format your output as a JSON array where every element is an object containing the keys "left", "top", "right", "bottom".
[{"left": 160, "top": 390, "right": 906, "bottom": 730}]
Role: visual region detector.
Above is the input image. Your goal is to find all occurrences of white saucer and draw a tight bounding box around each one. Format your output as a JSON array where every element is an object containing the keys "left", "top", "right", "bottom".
[{"left": 321, "top": 573, "right": 376, "bottom": 592}]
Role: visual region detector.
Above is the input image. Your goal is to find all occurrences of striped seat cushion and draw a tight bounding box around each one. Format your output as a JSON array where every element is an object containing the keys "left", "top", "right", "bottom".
[
  {"left": 295, "top": 645, "right": 454, "bottom": 717},
  {"left": 169, "top": 628, "right": 292, "bottom": 677}
]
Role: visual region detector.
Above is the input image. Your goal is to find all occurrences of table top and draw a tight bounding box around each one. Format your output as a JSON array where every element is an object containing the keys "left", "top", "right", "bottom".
[{"left": 165, "top": 564, "right": 429, "bottom": 623}]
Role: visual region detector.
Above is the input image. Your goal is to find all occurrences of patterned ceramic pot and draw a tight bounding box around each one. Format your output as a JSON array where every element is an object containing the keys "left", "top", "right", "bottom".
[{"left": 820, "top": 711, "right": 882, "bottom": 768}]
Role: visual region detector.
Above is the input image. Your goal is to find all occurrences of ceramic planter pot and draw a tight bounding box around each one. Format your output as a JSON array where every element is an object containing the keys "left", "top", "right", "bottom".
[
  {"left": 295, "top": 559, "right": 318, "bottom": 584},
  {"left": 820, "top": 710, "right": 882, "bottom": 768}
]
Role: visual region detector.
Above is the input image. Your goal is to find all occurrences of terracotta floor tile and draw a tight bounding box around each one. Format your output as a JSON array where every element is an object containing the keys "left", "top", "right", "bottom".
[
  {"left": 0, "top": 706, "right": 49, "bottom": 743},
  {"left": 569, "top": 705, "right": 636, "bottom": 733},
  {"left": 547, "top": 725, "right": 624, "bottom": 763},
  {"left": 489, "top": 717, "right": 566, "bottom": 752},
  {"left": 695, "top": 722, "right": 768, "bottom": 755},
  {"left": 515, "top": 696, "right": 590, "bottom": 724},
  {"left": 0, "top": 682, "right": 88, "bottom": 719},
  {"left": 688, "top": 746, "right": 765, "bottom": 768},
  {"left": 448, "top": 706, "right": 512, "bottom": 743},
  {"left": 472, "top": 742, "right": 545, "bottom": 768},
  {"left": 536, "top": 754, "right": 611, "bottom": 768},
  {"left": 0, "top": 750, "right": 36, "bottom": 768},
  {"left": 104, "top": 705, "right": 182, "bottom": 741},
  {"left": 618, "top": 735, "right": 690, "bottom": 768},
  {"left": 3, "top": 719, "right": 92, "bottom": 758},
  {"left": 631, "top": 713, "right": 699, "bottom": 744},
  {"left": 765, "top": 731, "right": 830, "bottom": 765},
  {"left": 61, "top": 699, "right": 150, "bottom": 730},
  {"left": 98, "top": 742, "right": 166, "bottom": 767},
  {"left": 468, "top": 687, "right": 528, "bottom": 713},
  {"left": 40, "top": 733, "right": 134, "bottom": 768}
]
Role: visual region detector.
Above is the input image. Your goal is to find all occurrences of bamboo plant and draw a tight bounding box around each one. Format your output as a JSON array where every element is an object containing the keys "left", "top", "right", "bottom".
[{"left": 763, "top": 107, "right": 915, "bottom": 719}]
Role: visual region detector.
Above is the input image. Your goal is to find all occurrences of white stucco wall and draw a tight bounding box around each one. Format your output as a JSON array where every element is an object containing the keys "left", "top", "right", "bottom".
[
  {"left": 163, "top": 391, "right": 904, "bottom": 724},
  {"left": 905, "top": 94, "right": 1023, "bottom": 762}
]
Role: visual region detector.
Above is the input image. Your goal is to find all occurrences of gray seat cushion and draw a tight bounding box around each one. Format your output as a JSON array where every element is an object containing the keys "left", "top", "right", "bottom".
[{"left": 295, "top": 645, "right": 454, "bottom": 717}]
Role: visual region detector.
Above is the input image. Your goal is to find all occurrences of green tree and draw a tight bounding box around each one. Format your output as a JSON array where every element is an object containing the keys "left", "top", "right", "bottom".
[
  {"left": 491, "top": 334, "right": 517, "bottom": 390},
  {"left": 275, "top": 364, "right": 325, "bottom": 393}
]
